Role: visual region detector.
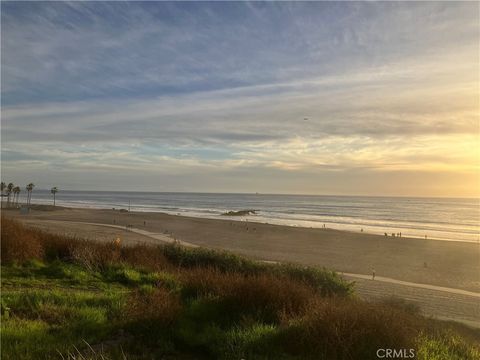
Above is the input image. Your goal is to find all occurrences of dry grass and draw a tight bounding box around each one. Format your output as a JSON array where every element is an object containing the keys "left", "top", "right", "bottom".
[
  {"left": 1, "top": 217, "right": 168, "bottom": 272},
  {"left": 279, "top": 297, "right": 422, "bottom": 359},
  {"left": 125, "top": 287, "right": 181, "bottom": 326},
  {"left": 180, "top": 267, "right": 315, "bottom": 322},
  {"left": 69, "top": 241, "right": 122, "bottom": 271},
  {"left": 1, "top": 216, "right": 44, "bottom": 263},
  {"left": 120, "top": 245, "right": 170, "bottom": 272}
]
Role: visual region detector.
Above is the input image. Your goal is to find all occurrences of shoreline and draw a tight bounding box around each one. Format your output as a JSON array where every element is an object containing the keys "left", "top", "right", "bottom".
[
  {"left": 5, "top": 205, "right": 479, "bottom": 293},
  {"left": 9, "top": 201, "right": 479, "bottom": 244}
]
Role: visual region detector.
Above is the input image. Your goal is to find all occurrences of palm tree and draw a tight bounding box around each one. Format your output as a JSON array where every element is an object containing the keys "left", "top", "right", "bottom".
[
  {"left": 13, "top": 186, "right": 21, "bottom": 207},
  {"left": 51, "top": 187, "right": 58, "bottom": 206},
  {"left": 26, "top": 183, "right": 35, "bottom": 207},
  {"left": 7, "top": 183, "right": 14, "bottom": 207},
  {"left": 1, "top": 182, "right": 5, "bottom": 208}
]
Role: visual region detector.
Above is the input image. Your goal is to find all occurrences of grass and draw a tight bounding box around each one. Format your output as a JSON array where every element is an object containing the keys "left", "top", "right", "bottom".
[
  {"left": 1, "top": 216, "right": 479, "bottom": 359},
  {"left": 1, "top": 286, "right": 122, "bottom": 359}
]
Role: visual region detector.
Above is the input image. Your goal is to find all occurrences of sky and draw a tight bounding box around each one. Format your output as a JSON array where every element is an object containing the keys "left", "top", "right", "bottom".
[{"left": 1, "top": 1, "right": 479, "bottom": 197}]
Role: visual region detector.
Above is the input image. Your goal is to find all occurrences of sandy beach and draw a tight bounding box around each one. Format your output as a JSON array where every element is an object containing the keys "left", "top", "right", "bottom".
[{"left": 3, "top": 205, "right": 480, "bottom": 327}]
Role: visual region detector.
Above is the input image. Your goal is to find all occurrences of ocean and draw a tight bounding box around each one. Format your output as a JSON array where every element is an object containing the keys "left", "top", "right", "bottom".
[{"left": 23, "top": 190, "right": 479, "bottom": 243}]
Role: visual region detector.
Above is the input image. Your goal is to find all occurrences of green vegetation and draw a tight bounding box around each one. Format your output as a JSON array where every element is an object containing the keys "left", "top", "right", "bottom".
[{"left": 1, "top": 217, "right": 479, "bottom": 359}]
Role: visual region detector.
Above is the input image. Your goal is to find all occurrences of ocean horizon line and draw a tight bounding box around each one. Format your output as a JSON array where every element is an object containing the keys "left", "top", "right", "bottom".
[{"left": 24, "top": 189, "right": 480, "bottom": 201}]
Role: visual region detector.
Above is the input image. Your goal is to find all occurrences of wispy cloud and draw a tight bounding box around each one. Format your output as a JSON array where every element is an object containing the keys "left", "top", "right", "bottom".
[{"left": 1, "top": 1, "right": 478, "bottom": 196}]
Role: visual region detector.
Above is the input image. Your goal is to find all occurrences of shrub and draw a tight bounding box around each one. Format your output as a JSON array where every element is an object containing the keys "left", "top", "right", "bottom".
[
  {"left": 180, "top": 268, "right": 315, "bottom": 323},
  {"left": 165, "top": 244, "right": 353, "bottom": 297},
  {"left": 39, "top": 232, "right": 78, "bottom": 261},
  {"left": 120, "top": 244, "right": 169, "bottom": 272},
  {"left": 125, "top": 287, "right": 181, "bottom": 329},
  {"left": 1, "top": 217, "right": 44, "bottom": 263},
  {"left": 163, "top": 244, "right": 263, "bottom": 274},
  {"left": 278, "top": 298, "right": 421, "bottom": 360},
  {"left": 274, "top": 263, "right": 354, "bottom": 297},
  {"left": 70, "top": 241, "right": 122, "bottom": 271}
]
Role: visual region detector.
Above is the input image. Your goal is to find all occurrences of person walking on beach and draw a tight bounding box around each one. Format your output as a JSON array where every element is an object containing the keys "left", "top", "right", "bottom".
[{"left": 372, "top": 269, "right": 376, "bottom": 280}]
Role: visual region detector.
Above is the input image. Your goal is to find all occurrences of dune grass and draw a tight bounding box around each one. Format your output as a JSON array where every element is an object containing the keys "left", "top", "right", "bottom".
[{"left": 1, "top": 216, "right": 479, "bottom": 359}]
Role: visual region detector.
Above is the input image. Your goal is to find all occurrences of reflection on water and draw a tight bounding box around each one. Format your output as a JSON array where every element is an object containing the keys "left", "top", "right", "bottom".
[{"left": 27, "top": 190, "right": 480, "bottom": 243}]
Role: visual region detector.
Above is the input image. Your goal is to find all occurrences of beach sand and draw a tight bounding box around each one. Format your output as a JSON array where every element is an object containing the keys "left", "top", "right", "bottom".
[
  {"left": 6, "top": 206, "right": 478, "bottom": 291},
  {"left": 4, "top": 206, "right": 480, "bottom": 327}
]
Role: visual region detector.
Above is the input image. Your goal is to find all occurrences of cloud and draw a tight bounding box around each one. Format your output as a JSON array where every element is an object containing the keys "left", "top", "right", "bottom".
[
  {"left": 3, "top": 53, "right": 477, "bottom": 146},
  {"left": 2, "top": 2, "right": 478, "bottom": 103},
  {"left": 1, "top": 2, "right": 478, "bottom": 196}
]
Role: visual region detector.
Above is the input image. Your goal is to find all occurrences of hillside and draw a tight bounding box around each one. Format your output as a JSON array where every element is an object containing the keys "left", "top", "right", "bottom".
[{"left": 1, "top": 217, "right": 479, "bottom": 359}]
